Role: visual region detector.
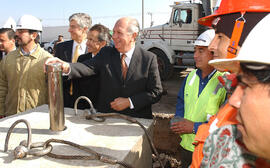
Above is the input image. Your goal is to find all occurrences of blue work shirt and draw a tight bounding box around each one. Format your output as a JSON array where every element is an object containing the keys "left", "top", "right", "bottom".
[{"left": 175, "top": 69, "right": 217, "bottom": 133}]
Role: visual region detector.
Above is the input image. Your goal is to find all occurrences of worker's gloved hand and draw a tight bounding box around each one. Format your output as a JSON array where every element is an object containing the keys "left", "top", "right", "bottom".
[{"left": 218, "top": 73, "right": 238, "bottom": 95}]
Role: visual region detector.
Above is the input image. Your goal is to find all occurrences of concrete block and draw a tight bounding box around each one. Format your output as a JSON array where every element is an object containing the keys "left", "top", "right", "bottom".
[{"left": 0, "top": 105, "right": 153, "bottom": 168}]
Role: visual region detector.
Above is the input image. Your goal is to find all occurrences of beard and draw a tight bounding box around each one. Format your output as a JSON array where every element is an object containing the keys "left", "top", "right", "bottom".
[{"left": 18, "top": 38, "right": 32, "bottom": 47}]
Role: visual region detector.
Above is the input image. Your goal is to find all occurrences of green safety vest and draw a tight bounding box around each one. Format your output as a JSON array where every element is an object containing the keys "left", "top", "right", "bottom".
[{"left": 180, "top": 69, "right": 226, "bottom": 152}]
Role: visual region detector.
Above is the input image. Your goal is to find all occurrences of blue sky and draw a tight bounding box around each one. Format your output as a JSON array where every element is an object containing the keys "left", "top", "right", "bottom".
[{"left": 0, "top": 0, "right": 178, "bottom": 29}]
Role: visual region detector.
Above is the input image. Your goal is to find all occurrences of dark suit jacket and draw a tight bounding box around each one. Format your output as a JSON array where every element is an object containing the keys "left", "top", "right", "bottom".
[
  {"left": 69, "top": 46, "right": 163, "bottom": 119},
  {"left": 54, "top": 40, "right": 87, "bottom": 108},
  {"left": 73, "top": 53, "right": 99, "bottom": 109},
  {"left": 0, "top": 52, "right": 3, "bottom": 61}
]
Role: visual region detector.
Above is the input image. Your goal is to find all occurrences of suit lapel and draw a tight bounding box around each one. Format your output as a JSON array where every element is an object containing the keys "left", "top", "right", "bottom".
[
  {"left": 126, "top": 46, "right": 140, "bottom": 81},
  {"left": 111, "top": 47, "right": 123, "bottom": 82},
  {"left": 64, "top": 40, "right": 73, "bottom": 62}
]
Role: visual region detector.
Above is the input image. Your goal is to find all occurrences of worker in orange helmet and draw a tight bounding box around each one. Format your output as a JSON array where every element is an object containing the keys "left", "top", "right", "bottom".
[
  {"left": 201, "top": 13, "right": 270, "bottom": 167},
  {"left": 190, "top": 0, "right": 270, "bottom": 167}
]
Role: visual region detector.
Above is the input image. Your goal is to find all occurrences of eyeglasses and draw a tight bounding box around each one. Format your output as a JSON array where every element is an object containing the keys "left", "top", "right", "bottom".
[{"left": 87, "top": 38, "right": 100, "bottom": 43}]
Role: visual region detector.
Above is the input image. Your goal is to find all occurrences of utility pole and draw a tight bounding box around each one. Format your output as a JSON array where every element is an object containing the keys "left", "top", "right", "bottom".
[{"left": 142, "top": 0, "right": 144, "bottom": 31}]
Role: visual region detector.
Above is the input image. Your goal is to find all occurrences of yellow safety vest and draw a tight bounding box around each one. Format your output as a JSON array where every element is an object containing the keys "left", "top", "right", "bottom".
[{"left": 180, "top": 69, "right": 226, "bottom": 152}]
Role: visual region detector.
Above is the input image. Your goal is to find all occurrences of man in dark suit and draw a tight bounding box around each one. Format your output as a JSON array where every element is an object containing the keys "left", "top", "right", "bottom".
[
  {"left": 46, "top": 17, "right": 163, "bottom": 119},
  {"left": 54, "top": 13, "right": 92, "bottom": 108},
  {"left": 74, "top": 24, "right": 111, "bottom": 109}
]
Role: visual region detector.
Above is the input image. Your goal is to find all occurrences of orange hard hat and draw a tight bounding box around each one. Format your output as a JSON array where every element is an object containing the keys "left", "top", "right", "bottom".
[{"left": 199, "top": 0, "right": 270, "bottom": 27}]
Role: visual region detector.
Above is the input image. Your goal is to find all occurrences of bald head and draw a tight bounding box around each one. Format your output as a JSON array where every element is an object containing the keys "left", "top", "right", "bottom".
[
  {"left": 116, "top": 17, "right": 140, "bottom": 35},
  {"left": 112, "top": 17, "right": 140, "bottom": 53}
]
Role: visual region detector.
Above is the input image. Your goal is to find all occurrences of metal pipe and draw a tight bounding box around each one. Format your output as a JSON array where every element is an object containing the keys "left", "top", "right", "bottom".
[
  {"left": 46, "top": 62, "right": 65, "bottom": 131},
  {"left": 142, "top": 0, "right": 144, "bottom": 31}
]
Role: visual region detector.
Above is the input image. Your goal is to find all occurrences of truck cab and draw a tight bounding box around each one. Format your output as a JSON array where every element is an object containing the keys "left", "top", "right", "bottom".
[{"left": 137, "top": 2, "right": 206, "bottom": 80}]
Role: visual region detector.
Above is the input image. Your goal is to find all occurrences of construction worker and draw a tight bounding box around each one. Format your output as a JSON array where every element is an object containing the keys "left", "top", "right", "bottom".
[
  {"left": 170, "top": 29, "right": 227, "bottom": 168},
  {"left": 201, "top": 13, "right": 270, "bottom": 167},
  {"left": 0, "top": 17, "right": 16, "bottom": 60},
  {"left": 0, "top": 14, "right": 53, "bottom": 118},
  {"left": 190, "top": 0, "right": 270, "bottom": 167},
  {"left": 53, "top": 34, "right": 64, "bottom": 55}
]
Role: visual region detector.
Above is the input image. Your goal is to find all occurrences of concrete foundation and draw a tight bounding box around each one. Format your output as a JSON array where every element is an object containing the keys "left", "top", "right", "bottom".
[{"left": 0, "top": 105, "right": 153, "bottom": 168}]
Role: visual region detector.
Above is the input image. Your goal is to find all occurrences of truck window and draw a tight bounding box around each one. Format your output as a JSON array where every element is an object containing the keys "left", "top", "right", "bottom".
[
  {"left": 173, "top": 9, "right": 192, "bottom": 24},
  {"left": 173, "top": 9, "right": 181, "bottom": 24}
]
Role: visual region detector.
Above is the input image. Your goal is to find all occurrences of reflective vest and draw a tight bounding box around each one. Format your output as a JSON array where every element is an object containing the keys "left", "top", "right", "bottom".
[{"left": 180, "top": 69, "right": 227, "bottom": 152}]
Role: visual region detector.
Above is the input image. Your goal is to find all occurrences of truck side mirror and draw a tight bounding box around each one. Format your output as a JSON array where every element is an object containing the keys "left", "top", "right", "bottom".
[{"left": 178, "top": 20, "right": 183, "bottom": 27}]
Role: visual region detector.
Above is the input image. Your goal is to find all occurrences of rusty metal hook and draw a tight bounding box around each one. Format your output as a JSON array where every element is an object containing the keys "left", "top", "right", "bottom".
[
  {"left": 74, "top": 96, "right": 96, "bottom": 115},
  {"left": 74, "top": 96, "right": 105, "bottom": 122},
  {"left": 4, "top": 119, "right": 32, "bottom": 156}
]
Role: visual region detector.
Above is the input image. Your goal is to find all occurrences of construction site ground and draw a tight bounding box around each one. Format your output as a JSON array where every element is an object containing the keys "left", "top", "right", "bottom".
[{"left": 152, "top": 68, "right": 193, "bottom": 167}]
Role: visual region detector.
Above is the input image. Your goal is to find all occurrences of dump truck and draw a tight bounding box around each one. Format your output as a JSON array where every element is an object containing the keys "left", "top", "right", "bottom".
[{"left": 137, "top": 0, "right": 217, "bottom": 80}]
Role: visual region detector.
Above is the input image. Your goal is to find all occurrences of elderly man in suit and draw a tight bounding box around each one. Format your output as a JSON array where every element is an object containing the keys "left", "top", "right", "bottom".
[
  {"left": 54, "top": 13, "right": 92, "bottom": 108},
  {"left": 45, "top": 17, "right": 163, "bottom": 119}
]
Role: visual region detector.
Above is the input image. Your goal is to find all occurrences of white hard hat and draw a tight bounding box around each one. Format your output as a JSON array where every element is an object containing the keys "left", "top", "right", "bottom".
[
  {"left": 209, "top": 13, "right": 270, "bottom": 72},
  {"left": 194, "top": 29, "right": 215, "bottom": 46},
  {"left": 16, "top": 14, "right": 42, "bottom": 32},
  {"left": 1, "top": 17, "right": 16, "bottom": 30}
]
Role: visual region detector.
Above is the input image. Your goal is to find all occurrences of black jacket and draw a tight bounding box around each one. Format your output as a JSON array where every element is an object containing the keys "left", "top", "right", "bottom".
[
  {"left": 54, "top": 40, "right": 87, "bottom": 108},
  {"left": 69, "top": 46, "right": 163, "bottom": 119},
  {"left": 73, "top": 53, "right": 99, "bottom": 109}
]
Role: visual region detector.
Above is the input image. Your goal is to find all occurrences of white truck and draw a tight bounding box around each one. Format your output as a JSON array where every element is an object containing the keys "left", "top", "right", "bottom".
[{"left": 137, "top": 0, "right": 216, "bottom": 80}]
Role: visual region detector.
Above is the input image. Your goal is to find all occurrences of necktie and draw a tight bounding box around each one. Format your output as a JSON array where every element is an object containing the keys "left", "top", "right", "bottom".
[
  {"left": 70, "top": 44, "right": 81, "bottom": 95},
  {"left": 72, "top": 44, "right": 80, "bottom": 63},
  {"left": 121, "top": 53, "right": 128, "bottom": 80}
]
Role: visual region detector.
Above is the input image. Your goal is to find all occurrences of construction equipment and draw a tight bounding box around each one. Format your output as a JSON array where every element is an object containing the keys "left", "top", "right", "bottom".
[{"left": 137, "top": 0, "right": 216, "bottom": 80}]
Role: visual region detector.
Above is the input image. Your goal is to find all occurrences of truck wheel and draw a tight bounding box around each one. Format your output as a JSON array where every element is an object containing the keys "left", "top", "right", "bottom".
[
  {"left": 48, "top": 47, "right": 53, "bottom": 54},
  {"left": 150, "top": 49, "right": 173, "bottom": 81}
]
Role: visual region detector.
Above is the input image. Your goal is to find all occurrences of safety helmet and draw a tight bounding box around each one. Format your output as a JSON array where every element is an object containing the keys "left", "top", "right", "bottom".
[
  {"left": 194, "top": 29, "right": 215, "bottom": 46},
  {"left": 208, "top": 13, "right": 270, "bottom": 72},
  {"left": 199, "top": 0, "right": 270, "bottom": 27},
  {"left": 16, "top": 14, "right": 42, "bottom": 32},
  {"left": 1, "top": 17, "right": 16, "bottom": 30}
]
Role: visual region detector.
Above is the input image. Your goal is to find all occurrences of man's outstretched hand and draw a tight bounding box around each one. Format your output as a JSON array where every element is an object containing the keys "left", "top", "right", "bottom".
[{"left": 44, "top": 57, "right": 70, "bottom": 74}]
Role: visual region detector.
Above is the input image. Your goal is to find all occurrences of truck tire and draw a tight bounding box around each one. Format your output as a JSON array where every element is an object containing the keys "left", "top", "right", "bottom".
[
  {"left": 48, "top": 47, "right": 53, "bottom": 54},
  {"left": 150, "top": 48, "right": 174, "bottom": 81}
]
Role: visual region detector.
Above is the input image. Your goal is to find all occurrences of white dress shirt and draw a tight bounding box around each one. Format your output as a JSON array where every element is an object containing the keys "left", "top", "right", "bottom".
[{"left": 72, "top": 40, "right": 87, "bottom": 59}]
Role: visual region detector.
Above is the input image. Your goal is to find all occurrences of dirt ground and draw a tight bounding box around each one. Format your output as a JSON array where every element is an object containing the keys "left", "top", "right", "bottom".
[
  {"left": 151, "top": 69, "right": 193, "bottom": 166},
  {"left": 152, "top": 69, "right": 191, "bottom": 115}
]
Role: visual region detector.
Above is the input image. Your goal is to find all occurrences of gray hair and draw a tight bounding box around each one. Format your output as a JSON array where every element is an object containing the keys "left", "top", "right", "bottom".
[
  {"left": 69, "top": 13, "right": 92, "bottom": 31},
  {"left": 127, "top": 18, "right": 140, "bottom": 40},
  {"left": 90, "top": 24, "right": 111, "bottom": 46}
]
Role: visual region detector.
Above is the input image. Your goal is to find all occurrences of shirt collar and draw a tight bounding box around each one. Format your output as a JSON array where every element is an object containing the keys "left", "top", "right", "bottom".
[
  {"left": 121, "top": 46, "right": 135, "bottom": 60},
  {"left": 73, "top": 39, "right": 87, "bottom": 48},
  {"left": 197, "top": 69, "right": 217, "bottom": 80},
  {"left": 73, "top": 40, "right": 87, "bottom": 53},
  {"left": 20, "top": 44, "right": 38, "bottom": 57}
]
